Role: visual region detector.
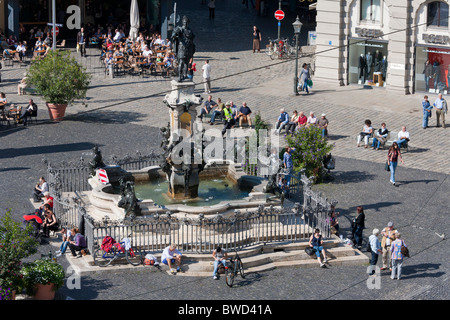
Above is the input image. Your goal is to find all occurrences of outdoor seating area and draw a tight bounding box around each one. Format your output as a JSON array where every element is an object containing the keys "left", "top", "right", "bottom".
[{"left": 98, "top": 32, "right": 177, "bottom": 79}]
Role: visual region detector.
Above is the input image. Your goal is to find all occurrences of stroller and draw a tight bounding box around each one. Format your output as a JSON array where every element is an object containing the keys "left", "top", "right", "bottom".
[{"left": 23, "top": 210, "right": 44, "bottom": 243}]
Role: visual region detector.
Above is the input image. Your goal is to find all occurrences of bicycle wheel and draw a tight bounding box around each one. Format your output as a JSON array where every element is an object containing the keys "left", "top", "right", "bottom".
[
  {"left": 237, "top": 258, "right": 246, "bottom": 279},
  {"left": 126, "top": 246, "right": 143, "bottom": 266},
  {"left": 270, "top": 50, "right": 277, "bottom": 60},
  {"left": 93, "top": 247, "right": 117, "bottom": 267},
  {"left": 225, "top": 266, "right": 235, "bottom": 287}
]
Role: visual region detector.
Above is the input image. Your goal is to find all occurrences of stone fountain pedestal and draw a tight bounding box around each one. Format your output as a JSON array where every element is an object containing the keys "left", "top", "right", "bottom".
[{"left": 162, "top": 80, "right": 204, "bottom": 201}]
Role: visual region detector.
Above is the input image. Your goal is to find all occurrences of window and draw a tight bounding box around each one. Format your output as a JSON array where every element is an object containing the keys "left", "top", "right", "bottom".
[
  {"left": 361, "top": 0, "right": 381, "bottom": 22},
  {"left": 427, "top": 1, "right": 449, "bottom": 27}
]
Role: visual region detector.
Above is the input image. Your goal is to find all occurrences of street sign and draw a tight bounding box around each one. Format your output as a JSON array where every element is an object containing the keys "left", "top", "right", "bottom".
[
  {"left": 52, "top": 26, "right": 59, "bottom": 37},
  {"left": 274, "top": 10, "right": 285, "bottom": 20}
]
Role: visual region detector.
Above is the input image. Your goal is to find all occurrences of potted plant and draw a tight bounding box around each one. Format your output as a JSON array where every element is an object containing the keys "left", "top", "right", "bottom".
[
  {"left": 0, "top": 210, "right": 39, "bottom": 299},
  {"left": 26, "top": 50, "right": 91, "bottom": 121},
  {"left": 286, "top": 125, "right": 334, "bottom": 183},
  {"left": 21, "top": 258, "right": 65, "bottom": 300}
]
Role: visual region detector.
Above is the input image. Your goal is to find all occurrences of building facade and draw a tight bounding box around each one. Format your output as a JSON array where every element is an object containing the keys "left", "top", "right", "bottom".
[{"left": 314, "top": 0, "right": 450, "bottom": 95}]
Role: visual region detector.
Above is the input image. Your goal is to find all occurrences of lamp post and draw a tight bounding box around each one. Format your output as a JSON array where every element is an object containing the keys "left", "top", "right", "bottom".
[{"left": 292, "top": 16, "right": 302, "bottom": 96}]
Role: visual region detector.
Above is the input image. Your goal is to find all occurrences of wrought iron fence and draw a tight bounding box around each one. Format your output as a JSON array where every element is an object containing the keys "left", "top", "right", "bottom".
[{"left": 45, "top": 151, "right": 335, "bottom": 255}]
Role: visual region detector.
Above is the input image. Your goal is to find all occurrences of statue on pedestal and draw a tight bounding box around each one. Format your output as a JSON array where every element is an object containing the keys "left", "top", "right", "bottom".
[
  {"left": 89, "top": 145, "right": 106, "bottom": 176},
  {"left": 171, "top": 16, "right": 196, "bottom": 82}
]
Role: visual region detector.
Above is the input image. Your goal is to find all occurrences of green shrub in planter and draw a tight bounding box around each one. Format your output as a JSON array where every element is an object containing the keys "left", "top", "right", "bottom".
[
  {"left": 0, "top": 210, "right": 39, "bottom": 294},
  {"left": 26, "top": 50, "right": 91, "bottom": 105},
  {"left": 21, "top": 258, "right": 65, "bottom": 296},
  {"left": 286, "top": 125, "right": 334, "bottom": 182}
]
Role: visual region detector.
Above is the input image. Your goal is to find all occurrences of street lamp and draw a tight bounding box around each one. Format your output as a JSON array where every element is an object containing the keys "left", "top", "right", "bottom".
[{"left": 292, "top": 16, "right": 302, "bottom": 96}]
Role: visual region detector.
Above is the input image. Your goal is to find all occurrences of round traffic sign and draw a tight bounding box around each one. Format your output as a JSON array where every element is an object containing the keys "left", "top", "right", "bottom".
[
  {"left": 52, "top": 26, "right": 59, "bottom": 37},
  {"left": 274, "top": 10, "right": 285, "bottom": 20}
]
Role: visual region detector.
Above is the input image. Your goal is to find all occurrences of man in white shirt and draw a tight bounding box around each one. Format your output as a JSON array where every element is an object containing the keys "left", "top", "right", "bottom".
[
  {"left": 433, "top": 93, "right": 447, "bottom": 128},
  {"left": 16, "top": 42, "right": 26, "bottom": 61},
  {"left": 153, "top": 35, "right": 164, "bottom": 47},
  {"left": 113, "top": 29, "right": 122, "bottom": 42},
  {"left": 142, "top": 45, "right": 152, "bottom": 58},
  {"left": 161, "top": 243, "right": 182, "bottom": 274},
  {"left": 202, "top": 60, "right": 212, "bottom": 94},
  {"left": 306, "top": 111, "right": 317, "bottom": 126},
  {"left": 396, "top": 126, "right": 410, "bottom": 148},
  {"left": 33, "top": 177, "right": 49, "bottom": 202}
]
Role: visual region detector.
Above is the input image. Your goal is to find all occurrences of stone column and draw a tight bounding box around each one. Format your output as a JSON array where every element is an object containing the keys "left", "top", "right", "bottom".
[{"left": 314, "top": 0, "right": 346, "bottom": 87}]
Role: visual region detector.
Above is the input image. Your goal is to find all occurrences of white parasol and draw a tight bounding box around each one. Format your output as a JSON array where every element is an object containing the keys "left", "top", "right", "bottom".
[{"left": 129, "top": 0, "right": 140, "bottom": 41}]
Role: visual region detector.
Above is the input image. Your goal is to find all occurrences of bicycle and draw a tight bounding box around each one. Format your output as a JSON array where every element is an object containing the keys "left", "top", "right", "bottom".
[
  {"left": 93, "top": 234, "right": 144, "bottom": 267},
  {"left": 265, "top": 38, "right": 278, "bottom": 59},
  {"left": 225, "top": 249, "right": 246, "bottom": 287}
]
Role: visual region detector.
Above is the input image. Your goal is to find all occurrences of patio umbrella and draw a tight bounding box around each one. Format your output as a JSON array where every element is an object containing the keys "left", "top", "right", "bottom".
[{"left": 130, "top": 0, "right": 140, "bottom": 41}]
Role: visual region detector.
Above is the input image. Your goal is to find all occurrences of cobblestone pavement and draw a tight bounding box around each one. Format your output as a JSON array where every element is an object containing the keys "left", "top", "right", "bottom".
[{"left": 0, "top": 0, "right": 449, "bottom": 302}]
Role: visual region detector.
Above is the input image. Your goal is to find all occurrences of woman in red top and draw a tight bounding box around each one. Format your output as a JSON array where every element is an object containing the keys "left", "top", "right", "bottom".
[
  {"left": 39, "top": 192, "right": 54, "bottom": 212},
  {"left": 387, "top": 142, "right": 404, "bottom": 186}
]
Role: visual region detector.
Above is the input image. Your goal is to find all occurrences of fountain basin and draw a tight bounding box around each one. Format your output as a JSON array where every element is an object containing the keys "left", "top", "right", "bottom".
[{"left": 85, "top": 161, "right": 278, "bottom": 221}]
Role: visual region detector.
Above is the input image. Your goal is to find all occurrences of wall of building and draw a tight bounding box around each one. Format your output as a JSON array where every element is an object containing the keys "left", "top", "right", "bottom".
[{"left": 314, "top": 0, "right": 449, "bottom": 94}]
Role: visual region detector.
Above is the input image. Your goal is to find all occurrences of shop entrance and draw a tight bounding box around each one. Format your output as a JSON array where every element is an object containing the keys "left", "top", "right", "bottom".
[
  {"left": 415, "top": 45, "right": 450, "bottom": 94},
  {"left": 348, "top": 38, "right": 388, "bottom": 87}
]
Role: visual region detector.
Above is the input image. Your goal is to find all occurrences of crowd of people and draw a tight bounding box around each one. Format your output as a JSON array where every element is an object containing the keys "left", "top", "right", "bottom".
[
  {"left": 198, "top": 95, "right": 255, "bottom": 136},
  {"left": 87, "top": 24, "right": 178, "bottom": 77}
]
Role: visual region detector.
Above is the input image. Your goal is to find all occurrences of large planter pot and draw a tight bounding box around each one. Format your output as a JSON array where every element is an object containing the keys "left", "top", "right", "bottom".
[
  {"left": 33, "top": 283, "right": 56, "bottom": 300},
  {"left": 46, "top": 103, "right": 67, "bottom": 122}
]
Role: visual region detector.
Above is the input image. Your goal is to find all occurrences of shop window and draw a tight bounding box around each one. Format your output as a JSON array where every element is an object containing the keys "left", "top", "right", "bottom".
[
  {"left": 427, "top": 1, "right": 449, "bottom": 27},
  {"left": 348, "top": 39, "right": 388, "bottom": 86},
  {"left": 361, "top": 0, "right": 381, "bottom": 22}
]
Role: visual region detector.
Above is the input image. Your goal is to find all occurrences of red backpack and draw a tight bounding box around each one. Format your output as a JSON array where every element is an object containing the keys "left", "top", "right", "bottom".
[{"left": 100, "top": 236, "right": 116, "bottom": 253}]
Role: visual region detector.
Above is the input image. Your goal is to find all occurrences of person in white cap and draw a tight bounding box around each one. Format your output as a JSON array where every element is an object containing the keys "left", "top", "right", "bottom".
[
  {"left": 317, "top": 113, "right": 329, "bottom": 137},
  {"left": 381, "top": 221, "right": 398, "bottom": 271}
]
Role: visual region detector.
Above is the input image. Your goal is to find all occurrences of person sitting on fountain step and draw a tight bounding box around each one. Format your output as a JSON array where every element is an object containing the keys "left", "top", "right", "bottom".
[
  {"left": 161, "top": 243, "right": 182, "bottom": 274},
  {"left": 212, "top": 246, "right": 228, "bottom": 280},
  {"left": 209, "top": 97, "right": 225, "bottom": 125},
  {"left": 199, "top": 95, "right": 217, "bottom": 120},
  {"left": 33, "top": 177, "right": 49, "bottom": 202},
  {"left": 237, "top": 102, "right": 252, "bottom": 127}
]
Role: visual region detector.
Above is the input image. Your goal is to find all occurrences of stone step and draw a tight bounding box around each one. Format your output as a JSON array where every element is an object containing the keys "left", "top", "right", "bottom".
[{"left": 174, "top": 244, "right": 366, "bottom": 273}]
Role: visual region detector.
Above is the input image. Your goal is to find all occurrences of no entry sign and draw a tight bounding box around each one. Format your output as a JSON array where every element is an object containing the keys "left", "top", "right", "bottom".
[
  {"left": 274, "top": 10, "right": 285, "bottom": 20},
  {"left": 52, "top": 26, "right": 59, "bottom": 37}
]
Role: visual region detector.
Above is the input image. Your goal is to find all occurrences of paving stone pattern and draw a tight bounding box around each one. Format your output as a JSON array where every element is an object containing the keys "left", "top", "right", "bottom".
[{"left": 0, "top": 0, "right": 449, "bottom": 301}]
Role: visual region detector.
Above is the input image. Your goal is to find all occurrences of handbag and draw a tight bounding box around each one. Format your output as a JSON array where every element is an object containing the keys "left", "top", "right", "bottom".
[
  {"left": 401, "top": 241, "right": 410, "bottom": 258},
  {"left": 306, "top": 79, "right": 313, "bottom": 88},
  {"left": 385, "top": 161, "right": 390, "bottom": 171},
  {"left": 305, "top": 246, "right": 316, "bottom": 256}
]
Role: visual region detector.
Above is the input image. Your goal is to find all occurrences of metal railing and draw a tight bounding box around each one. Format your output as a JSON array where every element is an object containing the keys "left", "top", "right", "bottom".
[{"left": 45, "top": 151, "right": 335, "bottom": 255}]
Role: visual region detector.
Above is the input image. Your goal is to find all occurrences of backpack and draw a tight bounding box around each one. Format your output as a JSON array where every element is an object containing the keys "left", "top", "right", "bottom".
[
  {"left": 366, "top": 240, "right": 372, "bottom": 253},
  {"left": 100, "top": 236, "right": 116, "bottom": 253}
]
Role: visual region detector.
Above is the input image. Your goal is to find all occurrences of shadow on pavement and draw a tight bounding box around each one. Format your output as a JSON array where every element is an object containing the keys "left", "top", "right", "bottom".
[
  {"left": 331, "top": 170, "right": 377, "bottom": 184},
  {"left": 0, "top": 142, "right": 99, "bottom": 159},
  {"left": 66, "top": 110, "right": 148, "bottom": 124}
]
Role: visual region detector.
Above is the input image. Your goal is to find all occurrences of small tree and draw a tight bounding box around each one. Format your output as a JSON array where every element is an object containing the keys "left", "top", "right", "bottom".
[
  {"left": 286, "top": 125, "right": 333, "bottom": 181},
  {"left": 0, "top": 210, "right": 39, "bottom": 296}
]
